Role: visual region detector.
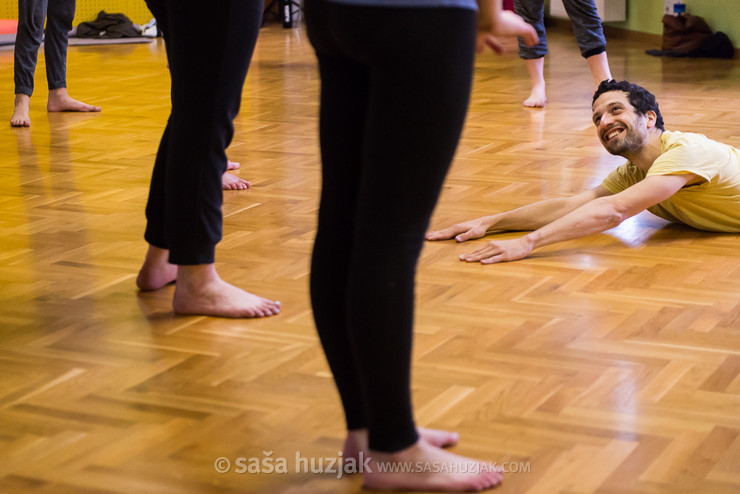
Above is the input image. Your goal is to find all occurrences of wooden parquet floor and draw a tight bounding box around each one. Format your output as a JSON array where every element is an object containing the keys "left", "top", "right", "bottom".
[{"left": 1, "top": 20, "right": 739, "bottom": 494}]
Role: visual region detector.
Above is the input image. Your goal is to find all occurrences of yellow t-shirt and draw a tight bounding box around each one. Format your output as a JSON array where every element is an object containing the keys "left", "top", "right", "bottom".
[{"left": 600, "top": 130, "right": 740, "bottom": 232}]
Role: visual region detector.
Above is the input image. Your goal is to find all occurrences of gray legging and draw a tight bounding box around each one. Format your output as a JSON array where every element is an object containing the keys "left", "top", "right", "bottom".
[
  {"left": 14, "top": 0, "right": 76, "bottom": 96},
  {"left": 514, "top": 0, "right": 606, "bottom": 59}
]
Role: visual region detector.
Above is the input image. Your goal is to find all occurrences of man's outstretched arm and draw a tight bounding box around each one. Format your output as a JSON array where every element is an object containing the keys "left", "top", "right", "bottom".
[
  {"left": 459, "top": 173, "right": 698, "bottom": 264},
  {"left": 426, "top": 186, "right": 613, "bottom": 242}
]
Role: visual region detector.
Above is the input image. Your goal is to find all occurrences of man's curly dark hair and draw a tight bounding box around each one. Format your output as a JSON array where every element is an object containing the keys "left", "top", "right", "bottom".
[{"left": 592, "top": 80, "right": 665, "bottom": 131}]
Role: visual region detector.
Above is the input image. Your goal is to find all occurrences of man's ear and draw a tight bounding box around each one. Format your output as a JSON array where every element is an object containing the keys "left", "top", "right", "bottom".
[{"left": 645, "top": 110, "right": 657, "bottom": 129}]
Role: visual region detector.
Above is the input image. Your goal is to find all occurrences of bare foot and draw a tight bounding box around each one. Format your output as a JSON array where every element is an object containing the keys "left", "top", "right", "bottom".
[
  {"left": 173, "top": 264, "right": 280, "bottom": 318},
  {"left": 11, "top": 94, "right": 31, "bottom": 127},
  {"left": 364, "top": 439, "right": 503, "bottom": 492},
  {"left": 522, "top": 58, "right": 546, "bottom": 108},
  {"left": 222, "top": 172, "right": 251, "bottom": 190},
  {"left": 227, "top": 160, "right": 240, "bottom": 170},
  {"left": 47, "top": 88, "right": 101, "bottom": 113},
  {"left": 523, "top": 84, "right": 546, "bottom": 108},
  {"left": 137, "top": 245, "right": 178, "bottom": 291},
  {"left": 344, "top": 427, "right": 458, "bottom": 464}
]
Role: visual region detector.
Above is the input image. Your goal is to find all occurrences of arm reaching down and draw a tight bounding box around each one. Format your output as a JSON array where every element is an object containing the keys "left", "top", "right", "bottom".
[
  {"left": 459, "top": 173, "right": 699, "bottom": 264},
  {"left": 476, "top": 0, "right": 538, "bottom": 54}
]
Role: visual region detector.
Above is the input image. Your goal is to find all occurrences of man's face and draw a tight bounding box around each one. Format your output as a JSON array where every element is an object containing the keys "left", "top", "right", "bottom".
[{"left": 592, "top": 91, "right": 651, "bottom": 156}]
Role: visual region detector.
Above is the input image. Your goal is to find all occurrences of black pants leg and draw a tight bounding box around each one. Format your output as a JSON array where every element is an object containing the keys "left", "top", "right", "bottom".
[
  {"left": 143, "top": 0, "right": 263, "bottom": 264},
  {"left": 306, "top": 0, "right": 476, "bottom": 453}
]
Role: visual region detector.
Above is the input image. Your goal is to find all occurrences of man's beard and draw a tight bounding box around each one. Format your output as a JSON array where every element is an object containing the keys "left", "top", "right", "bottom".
[{"left": 603, "top": 127, "right": 645, "bottom": 156}]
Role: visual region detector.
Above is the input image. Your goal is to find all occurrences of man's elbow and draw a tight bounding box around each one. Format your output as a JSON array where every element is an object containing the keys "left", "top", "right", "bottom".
[
  {"left": 603, "top": 210, "right": 624, "bottom": 229},
  {"left": 594, "top": 197, "right": 632, "bottom": 229}
]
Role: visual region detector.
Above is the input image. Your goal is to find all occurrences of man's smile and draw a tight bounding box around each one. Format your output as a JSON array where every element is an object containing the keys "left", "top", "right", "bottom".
[{"left": 604, "top": 127, "right": 624, "bottom": 142}]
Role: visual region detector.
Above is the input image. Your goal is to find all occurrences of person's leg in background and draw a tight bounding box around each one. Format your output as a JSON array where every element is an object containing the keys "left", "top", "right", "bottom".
[
  {"left": 513, "top": 0, "right": 548, "bottom": 107},
  {"left": 44, "top": 0, "right": 100, "bottom": 112},
  {"left": 562, "top": 0, "right": 611, "bottom": 88},
  {"left": 138, "top": 0, "right": 280, "bottom": 318},
  {"left": 156, "top": 16, "right": 249, "bottom": 192},
  {"left": 44, "top": 0, "right": 101, "bottom": 113},
  {"left": 11, "top": 0, "right": 45, "bottom": 126},
  {"left": 138, "top": 0, "right": 179, "bottom": 293},
  {"left": 307, "top": 1, "right": 503, "bottom": 490}
]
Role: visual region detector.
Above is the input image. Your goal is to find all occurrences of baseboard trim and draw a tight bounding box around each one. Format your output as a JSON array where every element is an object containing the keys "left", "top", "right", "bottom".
[{"left": 546, "top": 16, "right": 738, "bottom": 58}]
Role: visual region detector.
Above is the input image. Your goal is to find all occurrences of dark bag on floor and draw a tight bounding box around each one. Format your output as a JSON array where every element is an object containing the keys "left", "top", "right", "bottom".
[
  {"left": 662, "top": 13, "right": 712, "bottom": 52},
  {"left": 689, "top": 32, "right": 735, "bottom": 59},
  {"left": 75, "top": 11, "right": 141, "bottom": 39},
  {"left": 646, "top": 14, "right": 735, "bottom": 59}
]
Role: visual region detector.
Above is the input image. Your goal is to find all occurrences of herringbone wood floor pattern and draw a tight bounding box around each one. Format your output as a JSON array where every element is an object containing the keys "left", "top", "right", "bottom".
[{"left": 1, "top": 21, "right": 739, "bottom": 494}]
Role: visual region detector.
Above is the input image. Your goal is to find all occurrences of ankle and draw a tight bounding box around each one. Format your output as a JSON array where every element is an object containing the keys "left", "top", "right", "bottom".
[
  {"left": 49, "top": 87, "right": 68, "bottom": 97},
  {"left": 177, "top": 263, "right": 219, "bottom": 288},
  {"left": 369, "top": 439, "right": 422, "bottom": 461},
  {"left": 532, "top": 80, "right": 546, "bottom": 90}
]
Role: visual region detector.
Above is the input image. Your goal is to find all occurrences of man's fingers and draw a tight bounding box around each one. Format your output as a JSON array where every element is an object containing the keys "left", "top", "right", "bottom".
[
  {"left": 426, "top": 229, "right": 453, "bottom": 241},
  {"left": 455, "top": 230, "right": 477, "bottom": 242},
  {"left": 459, "top": 245, "right": 498, "bottom": 263},
  {"left": 427, "top": 225, "right": 468, "bottom": 241}
]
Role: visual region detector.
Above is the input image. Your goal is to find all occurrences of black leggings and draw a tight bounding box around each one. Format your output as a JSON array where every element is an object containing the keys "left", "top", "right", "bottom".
[
  {"left": 305, "top": 0, "right": 476, "bottom": 453},
  {"left": 143, "top": 0, "right": 263, "bottom": 265}
]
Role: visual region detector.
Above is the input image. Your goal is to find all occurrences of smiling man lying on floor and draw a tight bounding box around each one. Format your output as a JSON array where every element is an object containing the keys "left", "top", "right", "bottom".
[{"left": 427, "top": 79, "right": 740, "bottom": 263}]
